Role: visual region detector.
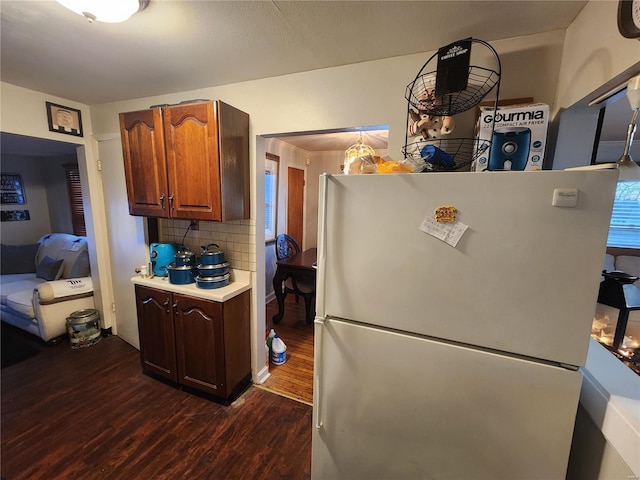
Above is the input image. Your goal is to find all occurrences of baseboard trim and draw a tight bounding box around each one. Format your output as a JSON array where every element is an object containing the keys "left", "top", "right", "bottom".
[
  {"left": 255, "top": 365, "right": 271, "bottom": 384},
  {"left": 101, "top": 327, "right": 112, "bottom": 338}
]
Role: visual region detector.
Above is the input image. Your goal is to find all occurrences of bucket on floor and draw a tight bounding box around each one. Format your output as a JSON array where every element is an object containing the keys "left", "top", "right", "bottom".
[{"left": 66, "top": 309, "right": 101, "bottom": 349}]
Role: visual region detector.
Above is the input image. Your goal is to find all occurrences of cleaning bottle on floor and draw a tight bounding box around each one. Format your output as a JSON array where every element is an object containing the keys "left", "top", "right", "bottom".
[
  {"left": 267, "top": 328, "right": 276, "bottom": 350},
  {"left": 271, "top": 333, "right": 287, "bottom": 365}
]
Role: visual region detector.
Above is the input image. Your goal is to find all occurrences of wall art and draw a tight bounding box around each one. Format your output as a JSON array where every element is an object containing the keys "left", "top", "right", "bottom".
[
  {"left": 46, "top": 101, "right": 83, "bottom": 137},
  {"left": 1, "top": 210, "right": 30, "bottom": 222},
  {"left": 1, "top": 173, "right": 26, "bottom": 204}
]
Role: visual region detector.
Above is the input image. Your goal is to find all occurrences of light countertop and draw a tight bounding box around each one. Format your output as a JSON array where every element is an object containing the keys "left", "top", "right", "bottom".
[
  {"left": 131, "top": 269, "right": 251, "bottom": 302},
  {"left": 580, "top": 339, "right": 640, "bottom": 476}
]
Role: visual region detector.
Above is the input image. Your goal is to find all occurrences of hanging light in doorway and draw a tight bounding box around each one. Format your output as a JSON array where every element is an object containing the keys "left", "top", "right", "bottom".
[{"left": 344, "top": 131, "right": 375, "bottom": 174}]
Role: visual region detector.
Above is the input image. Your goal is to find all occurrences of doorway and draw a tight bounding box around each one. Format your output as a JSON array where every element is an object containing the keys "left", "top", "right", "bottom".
[{"left": 260, "top": 125, "right": 389, "bottom": 404}]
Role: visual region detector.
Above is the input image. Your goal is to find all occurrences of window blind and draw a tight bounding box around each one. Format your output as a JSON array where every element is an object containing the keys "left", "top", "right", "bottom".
[
  {"left": 607, "top": 181, "right": 640, "bottom": 248},
  {"left": 64, "top": 164, "right": 86, "bottom": 237}
]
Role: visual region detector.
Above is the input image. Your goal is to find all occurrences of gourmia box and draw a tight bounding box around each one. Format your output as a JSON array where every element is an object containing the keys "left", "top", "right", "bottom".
[{"left": 472, "top": 103, "right": 549, "bottom": 171}]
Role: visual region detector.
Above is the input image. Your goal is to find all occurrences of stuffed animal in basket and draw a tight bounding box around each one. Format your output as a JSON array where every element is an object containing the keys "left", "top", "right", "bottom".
[
  {"left": 407, "top": 107, "right": 456, "bottom": 169},
  {"left": 408, "top": 108, "right": 455, "bottom": 140},
  {"left": 406, "top": 78, "right": 457, "bottom": 169}
]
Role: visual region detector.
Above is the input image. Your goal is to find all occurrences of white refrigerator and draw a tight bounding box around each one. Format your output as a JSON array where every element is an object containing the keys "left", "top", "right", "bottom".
[{"left": 312, "top": 170, "right": 618, "bottom": 480}]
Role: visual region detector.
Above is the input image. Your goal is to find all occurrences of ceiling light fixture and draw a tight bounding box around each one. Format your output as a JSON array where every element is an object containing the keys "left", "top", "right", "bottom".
[
  {"left": 344, "top": 132, "right": 376, "bottom": 174},
  {"left": 616, "top": 73, "right": 640, "bottom": 182},
  {"left": 345, "top": 132, "right": 375, "bottom": 161},
  {"left": 56, "top": 0, "right": 149, "bottom": 23}
]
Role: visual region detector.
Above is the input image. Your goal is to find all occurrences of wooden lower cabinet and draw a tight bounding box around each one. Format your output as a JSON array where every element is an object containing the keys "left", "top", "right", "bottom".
[{"left": 134, "top": 285, "right": 250, "bottom": 399}]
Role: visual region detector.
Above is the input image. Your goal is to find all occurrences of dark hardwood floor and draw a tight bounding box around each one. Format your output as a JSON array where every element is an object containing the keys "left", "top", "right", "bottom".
[
  {"left": 260, "top": 297, "right": 315, "bottom": 405},
  {"left": 1, "top": 327, "right": 312, "bottom": 480}
]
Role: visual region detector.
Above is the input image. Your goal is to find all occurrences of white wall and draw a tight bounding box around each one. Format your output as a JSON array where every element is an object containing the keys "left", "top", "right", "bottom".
[
  {"left": 1, "top": 155, "right": 53, "bottom": 244},
  {"left": 305, "top": 148, "right": 389, "bottom": 251},
  {"left": 90, "top": 29, "right": 566, "bottom": 159},
  {"left": 0, "top": 154, "right": 76, "bottom": 244},
  {"left": 551, "top": 0, "right": 640, "bottom": 170},
  {"left": 554, "top": 1, "right": 640, "bottom": 115}
]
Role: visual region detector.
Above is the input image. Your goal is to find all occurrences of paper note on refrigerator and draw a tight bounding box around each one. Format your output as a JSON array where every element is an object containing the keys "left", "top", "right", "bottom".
[{"left": 419, "top": 214, "right": 468, "bottom": 247}]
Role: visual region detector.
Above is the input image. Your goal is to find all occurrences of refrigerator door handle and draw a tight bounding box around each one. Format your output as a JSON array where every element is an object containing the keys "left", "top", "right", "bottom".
[
  {"left": 314, "top": 316, "right": 325, "bottom": 430},
  {"left": 315, "top": 174, "right": 330, "bottom": 319}
]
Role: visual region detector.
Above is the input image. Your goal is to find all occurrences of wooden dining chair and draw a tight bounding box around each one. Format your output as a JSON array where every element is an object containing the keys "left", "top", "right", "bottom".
[
  {"left": 275, "top": 234, "right": 316, "bottom": 323},
  {"left": 275, "top": 234, "right": 301, "bottom": 261}
]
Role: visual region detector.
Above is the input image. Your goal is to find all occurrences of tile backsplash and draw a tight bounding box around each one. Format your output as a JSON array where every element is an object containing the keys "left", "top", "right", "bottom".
[{"left": 159, "top": 218, "right": 256, "bottom": 272}]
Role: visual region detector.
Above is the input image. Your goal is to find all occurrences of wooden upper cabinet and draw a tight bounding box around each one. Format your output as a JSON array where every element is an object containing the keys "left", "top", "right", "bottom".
[
  {"left": 119, "top": 108, "right": 168, "bottom": 217},
  {"left": 119, "top": 100, "right": 249, "bottom": 221}
]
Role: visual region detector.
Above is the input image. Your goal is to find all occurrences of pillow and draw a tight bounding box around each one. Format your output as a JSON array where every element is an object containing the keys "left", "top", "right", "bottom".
[
  {"left": 36, "top": 255, "right": 64, "bottom": 281},
  {"left": 0, "top": 243, "right": 39, "bottom": 274},
  {"left": 68, "top": 250, "right": 91, "bottom": 278}
]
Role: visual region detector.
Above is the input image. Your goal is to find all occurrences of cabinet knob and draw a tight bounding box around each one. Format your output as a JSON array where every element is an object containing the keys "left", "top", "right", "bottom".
[
  {"left": 172, "top": 300, "right": 178, "bottom": 315},
  {"left": 163, "top": 298, "right": 170, "bottom": 313},
  {"left": 168, "top": 194, "right": 174, "bottom": 212},
  {"left": 160, "top": 193, "right": 166, "bottom": 210}
]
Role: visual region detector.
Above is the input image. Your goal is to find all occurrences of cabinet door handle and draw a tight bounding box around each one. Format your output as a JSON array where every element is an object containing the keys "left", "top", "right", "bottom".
[
  {"left": 168, "top": 194, "right": 174, "bottom": 212},
  {"left": 160, "top": 193, "right": 166, "bottom": 211},
  {"left": 172, "top": 301, "right": 178, "bottom": 315},
  {"left": 163, "top": 298, "right": 170, "bottom": 313}
]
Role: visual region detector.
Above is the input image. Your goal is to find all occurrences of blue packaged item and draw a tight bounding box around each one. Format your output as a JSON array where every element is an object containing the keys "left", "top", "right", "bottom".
[{"left": 420, "top": 144, "right": 455, "bottom": 169}]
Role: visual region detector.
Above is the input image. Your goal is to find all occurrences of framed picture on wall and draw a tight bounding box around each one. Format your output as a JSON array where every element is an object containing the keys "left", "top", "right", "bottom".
[
  {"left": 1, "top": 210, "right": 30, "bottom": 222},
  {"left": 1, "top": 172, "right": 26, "bottom": 204},
  {"left": 46, "top": 101, "right": 83, "bottom": 137}
]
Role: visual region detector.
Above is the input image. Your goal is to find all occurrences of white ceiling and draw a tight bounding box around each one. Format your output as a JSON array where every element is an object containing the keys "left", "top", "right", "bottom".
[
  {"left": 274, "top": 127, "right": 390, "bottom": 152},
  {"left": 7, "top": 0, "right": 630, "bottom": 155},
  {"left": 1, "top": 1, "right": 588, "bottom": 106}
]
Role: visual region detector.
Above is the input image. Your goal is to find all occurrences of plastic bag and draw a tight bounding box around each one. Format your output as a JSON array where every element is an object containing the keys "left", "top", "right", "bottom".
[
  {"left": 344, "top": 155, "right": 423, "bottom": 174},
  {"left": 344, "top": 155, "right": 379, "bottom": 175}
]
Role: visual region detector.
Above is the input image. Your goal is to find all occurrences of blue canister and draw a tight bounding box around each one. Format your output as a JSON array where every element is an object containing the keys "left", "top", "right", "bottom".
[{"left": 420, "top": 144, "right": 455, "bottom": 169}]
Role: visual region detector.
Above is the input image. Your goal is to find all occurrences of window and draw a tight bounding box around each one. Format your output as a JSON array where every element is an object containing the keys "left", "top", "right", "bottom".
[
  {"left": 607, "top": 181, "right": 640, "bottom": 248},
  {"left": 64, "top": 164, "right": 86, "bottom": 236},
  {"left": 265, "top": 153, "right": 279, "bottom": 242}
]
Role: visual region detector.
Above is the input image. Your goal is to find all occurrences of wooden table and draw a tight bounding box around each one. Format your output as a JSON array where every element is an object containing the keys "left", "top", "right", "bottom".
[{"left": 272, "top": 248, "right": 317, "bottom": 324}]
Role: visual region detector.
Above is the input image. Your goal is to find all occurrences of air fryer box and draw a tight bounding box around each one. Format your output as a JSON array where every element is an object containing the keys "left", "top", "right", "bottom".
[{"left": 472, "top": 103, "right": 549, "bottom": 171}]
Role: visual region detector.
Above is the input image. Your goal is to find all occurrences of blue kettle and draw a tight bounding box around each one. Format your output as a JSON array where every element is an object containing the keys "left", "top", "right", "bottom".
[{"left": 150, "top": 243, "right": 178, "bottom": 277}]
